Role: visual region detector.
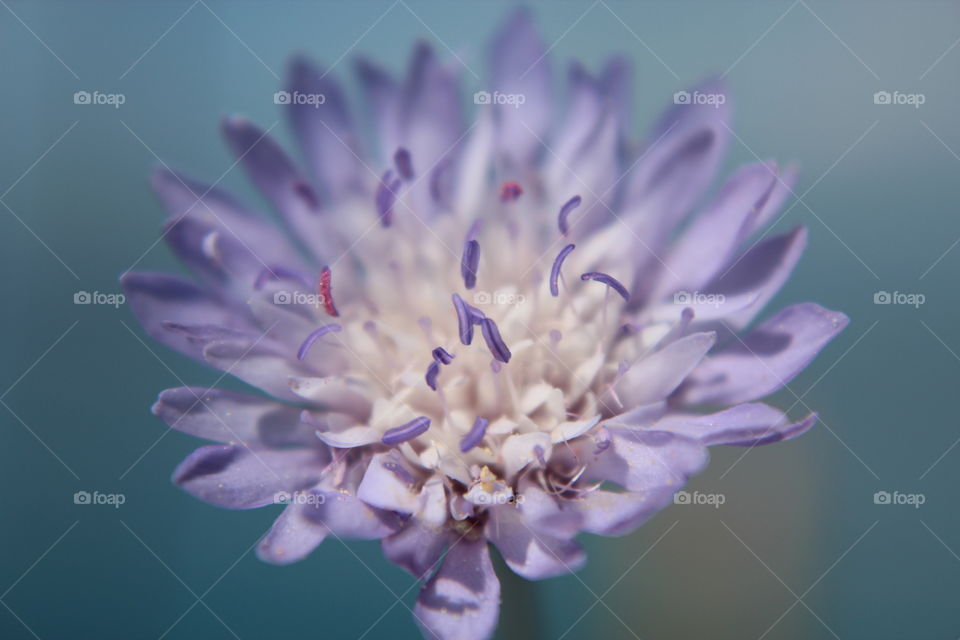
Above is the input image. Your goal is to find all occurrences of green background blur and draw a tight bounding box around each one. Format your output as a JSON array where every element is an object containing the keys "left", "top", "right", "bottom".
[{"left": 2, "top": 1, "right": 958, "bottom": 638}]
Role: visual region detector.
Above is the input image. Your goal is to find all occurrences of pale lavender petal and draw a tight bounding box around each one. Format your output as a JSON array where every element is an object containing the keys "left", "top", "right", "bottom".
[
  {"left": 683, "top": 303, "right": 849, "bottom": 405},
  {"left": 357, "top": 452, "right": 422, "bottom": 514},
  {"left": 657, "top": 403, "right": 818, "bottom": 447},
  {"left": 651, "top": 161, "right": 779, "bottom": 298},
  {"left": 152, "top": 387, "right": 316, "bottom": 448},
  {"left": 489, "top": 7, "right": 551, "bottom": 166},
  {"left": 382, "top": 521, "right": 451, "bottom": 579},
  {"left": 121, "top": 272, "right": 254, "bottom": 360},
  {"left": 612, "top": 332, "right": 716, "bottom": 408},
  {"left": 414, "top": 538, "right": 500, "bottom": 640},
  {"left": 577, "top": 485, "right": 677, "bottom": 536},
  {"left": 704, "top": 226, "right": 808, "bottom": 330},
  {"left": 285, "top": 56, "right": 364, "bottom": 198},
  {"left": 486, "top": 503, "right": 585, "bottom": 580},
  {"left": 173, "top": 445, "right": 328, "bottom": 509}
]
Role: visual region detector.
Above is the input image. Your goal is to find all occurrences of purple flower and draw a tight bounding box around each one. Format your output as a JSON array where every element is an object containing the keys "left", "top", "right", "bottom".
[{"left": 123, "top": 8, "right": 847, "bottom": 640}]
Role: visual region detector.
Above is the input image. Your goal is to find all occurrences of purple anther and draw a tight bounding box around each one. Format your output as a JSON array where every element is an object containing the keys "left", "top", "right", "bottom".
[
  {"left": 382, "top": 416, "right": 431, "bottom": 445},
  {"left": 580, "top": 271, "right": 630, "bottom": 301},
  {"left": 425, "top": 360, "right": 441, "bottom": 391},
  {"left": 461, "top": 239, "right": 480, "bottom": 290},
  {"left": 393, "top": 148, "right": 414, "bottom": 180},
  {"left": 460, "top": 417, "right": 489, "bottom": 453},
  {"left": 480, "top": 318, "right": 511, "bottom": 363},
  {"left": 432, "top": 347, "right": 455, "bottom": 365},
  {"left": 296, "top": 323, "right": 342, "bottom": 360},
  {"left": 452, "top": 293, "right": 475, "bottom": 345},
  {"left": 549, "top": 244, "right": 576, "bottom": 297},
  {"left": 557, "top": 195, "right": 582, "bottom": 236}
]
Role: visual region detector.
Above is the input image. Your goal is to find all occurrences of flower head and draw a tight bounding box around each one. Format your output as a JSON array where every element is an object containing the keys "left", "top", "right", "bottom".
[{"left": 123, "top": 8, "right": 847, "bottom": 640}]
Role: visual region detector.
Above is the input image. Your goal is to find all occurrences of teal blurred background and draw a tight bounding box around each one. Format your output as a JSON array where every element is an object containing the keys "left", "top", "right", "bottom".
[{"left": 2, "top": 1, "right": 959, "bottom": 638}]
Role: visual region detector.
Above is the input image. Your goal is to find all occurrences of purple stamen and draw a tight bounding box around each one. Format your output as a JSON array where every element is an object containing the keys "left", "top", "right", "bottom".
[
  {"left": 461, "top": 239, "right": 480, "bottom": 290},
  {"left": 460, "top": 417, "right": 489, "bottom": 453},
  {"left": 480, "top": 318, "right": 511, "bottom": 363},
  {"left": 425, "top": 360, "right": 441, "bottom": 391},
  {"left": 432, "top": 346, "right": 455, "bottom": 365},
  {"left": 254, "top": 265, "right": 312, "bottom": 290},
  {"left": 393, "top": 148, "right": 414, "bottom": 180},
  {"left": 382, "top": 416, "right": 431, "bottom": 445},
  {"left": 557, "top": 195, "right": 581, "bottom": 236},
  {"left": 376, "top": 169, "right": 401, "bottom": 227},
  {"left": 580, "top": 271, "right": 630, "bottom": 301},
  {"left": 452, "top": 293, "right": 476, "bottom": 345},
  {"left": 550, "top": 244, "right": 576, "bottom": 297},
  {"left": 296, "top": 323, "right": 342, "bottom": 360}
]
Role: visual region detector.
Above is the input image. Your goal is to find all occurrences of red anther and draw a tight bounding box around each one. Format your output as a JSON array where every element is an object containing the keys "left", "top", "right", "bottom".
[
  {"left": 499, "top": 181, "right": 523, "bottom": 202},
  {"left": 318, "top": 266, "right": 340, "bottom": 317}
]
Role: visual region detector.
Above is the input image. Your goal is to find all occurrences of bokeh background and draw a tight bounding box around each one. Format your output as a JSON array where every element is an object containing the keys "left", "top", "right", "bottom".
[{"left": 1, "top": 1, "right": 958, "bottom": 638}]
